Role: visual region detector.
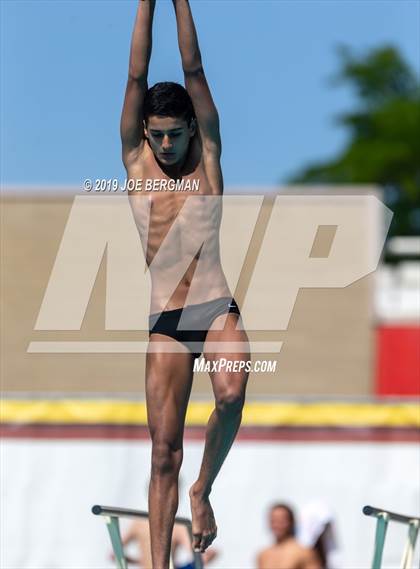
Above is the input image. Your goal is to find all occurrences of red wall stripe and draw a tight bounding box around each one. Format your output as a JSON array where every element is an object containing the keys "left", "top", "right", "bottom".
[
  {"left": 1, "top": 424, "right": 418, "bottom": 443},
  {"left": 376, "top": 326, "right": 420, "bottom": 396}
]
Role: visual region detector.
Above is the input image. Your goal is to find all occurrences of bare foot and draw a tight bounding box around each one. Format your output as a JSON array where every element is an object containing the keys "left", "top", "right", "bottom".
[{"left": 189, "top": 484, "right": 218, "bottom": 553}]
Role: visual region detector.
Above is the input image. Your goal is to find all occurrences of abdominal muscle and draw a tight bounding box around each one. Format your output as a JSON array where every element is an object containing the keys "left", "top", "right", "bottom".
[
  {"left": 145, "top": 210, "right": 232, "bottom": 313},
  {"left": 149, "top": 260, "right": 232, "bottom": 314},
  {"left": 128, "top": 153, "right": 232, "bottom": 314}
]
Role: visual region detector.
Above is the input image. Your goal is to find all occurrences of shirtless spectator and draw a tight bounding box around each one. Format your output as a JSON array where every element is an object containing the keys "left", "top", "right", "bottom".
[
  {"left": 256, "top": 503, "right": 322, "bottom": 569},
  {"left": 115, "top": 518, "right": 218, "bottom": 568}
]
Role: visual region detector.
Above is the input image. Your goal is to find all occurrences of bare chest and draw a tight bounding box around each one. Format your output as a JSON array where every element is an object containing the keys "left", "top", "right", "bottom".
[
  {"left": 127, "top": 149, "right": 222, "bottom": 261},
  {"left": 261, "top": 545, "right": 304, "bottom": 569}
]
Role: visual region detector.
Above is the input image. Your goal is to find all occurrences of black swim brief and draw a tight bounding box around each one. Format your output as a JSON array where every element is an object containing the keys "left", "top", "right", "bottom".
[{"left": 148, "top": 297, "right": 241, "bottom": 359}]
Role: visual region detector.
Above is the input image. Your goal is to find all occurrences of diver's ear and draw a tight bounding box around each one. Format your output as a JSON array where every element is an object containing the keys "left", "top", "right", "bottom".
[
  {"left": 189, "top": 118, "right": 197, "bottom": 138},
  {"left": 143, "top": 120, "right": 148, "bottom": 139}
]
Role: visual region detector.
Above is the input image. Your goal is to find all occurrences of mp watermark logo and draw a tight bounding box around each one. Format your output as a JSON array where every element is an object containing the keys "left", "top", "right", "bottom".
[{"left": 28, "top": 193, "right": 392, "bottom": 354}]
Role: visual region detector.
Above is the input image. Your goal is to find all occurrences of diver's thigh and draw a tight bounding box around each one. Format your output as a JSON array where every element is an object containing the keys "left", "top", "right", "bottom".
[{"left": 146, "top": 334, "right": 194, "bottom": 442}]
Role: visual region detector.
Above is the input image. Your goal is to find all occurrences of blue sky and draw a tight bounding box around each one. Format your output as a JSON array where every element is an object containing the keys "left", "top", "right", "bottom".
[{"left": 1, "top": 0, "right": 419, "bottom": 188}]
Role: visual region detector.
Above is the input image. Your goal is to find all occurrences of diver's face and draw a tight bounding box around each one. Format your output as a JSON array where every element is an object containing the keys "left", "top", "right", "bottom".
[
  {"left": 145, "top": 115, "right": 195, "bottom": 166},
  {"left": 269, "top": 507, "right": 293, "bottom": 541}
]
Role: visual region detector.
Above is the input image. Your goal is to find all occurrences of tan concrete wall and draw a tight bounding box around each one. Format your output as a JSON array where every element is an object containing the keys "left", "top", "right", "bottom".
[{"left": 1, "top": 189, "right": 382, "bottom": 396}]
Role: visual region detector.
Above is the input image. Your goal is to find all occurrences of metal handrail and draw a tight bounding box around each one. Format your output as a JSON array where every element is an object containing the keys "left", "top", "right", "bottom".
[
  {"left": 363, "top": 505, "right": 420, "bottom": 569},
  {"left": 92, "top": 504, "right": 203, "bottom": 569},
  {"left": 363, "top": 505, "right": 420, "bottom": 525}
]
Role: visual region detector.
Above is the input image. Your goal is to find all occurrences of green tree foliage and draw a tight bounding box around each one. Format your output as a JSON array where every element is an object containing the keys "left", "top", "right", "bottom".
[{"left": 290, "top": 46, "right": 420, "bottom": 237}]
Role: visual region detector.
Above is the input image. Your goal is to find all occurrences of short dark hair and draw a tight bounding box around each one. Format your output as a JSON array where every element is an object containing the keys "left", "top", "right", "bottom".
[
  {"left": 144, "top": 82, "right": 195, "bottom": 125},
  {"left": 270, "top": 502, "right": 296, "bottom": 536}
]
